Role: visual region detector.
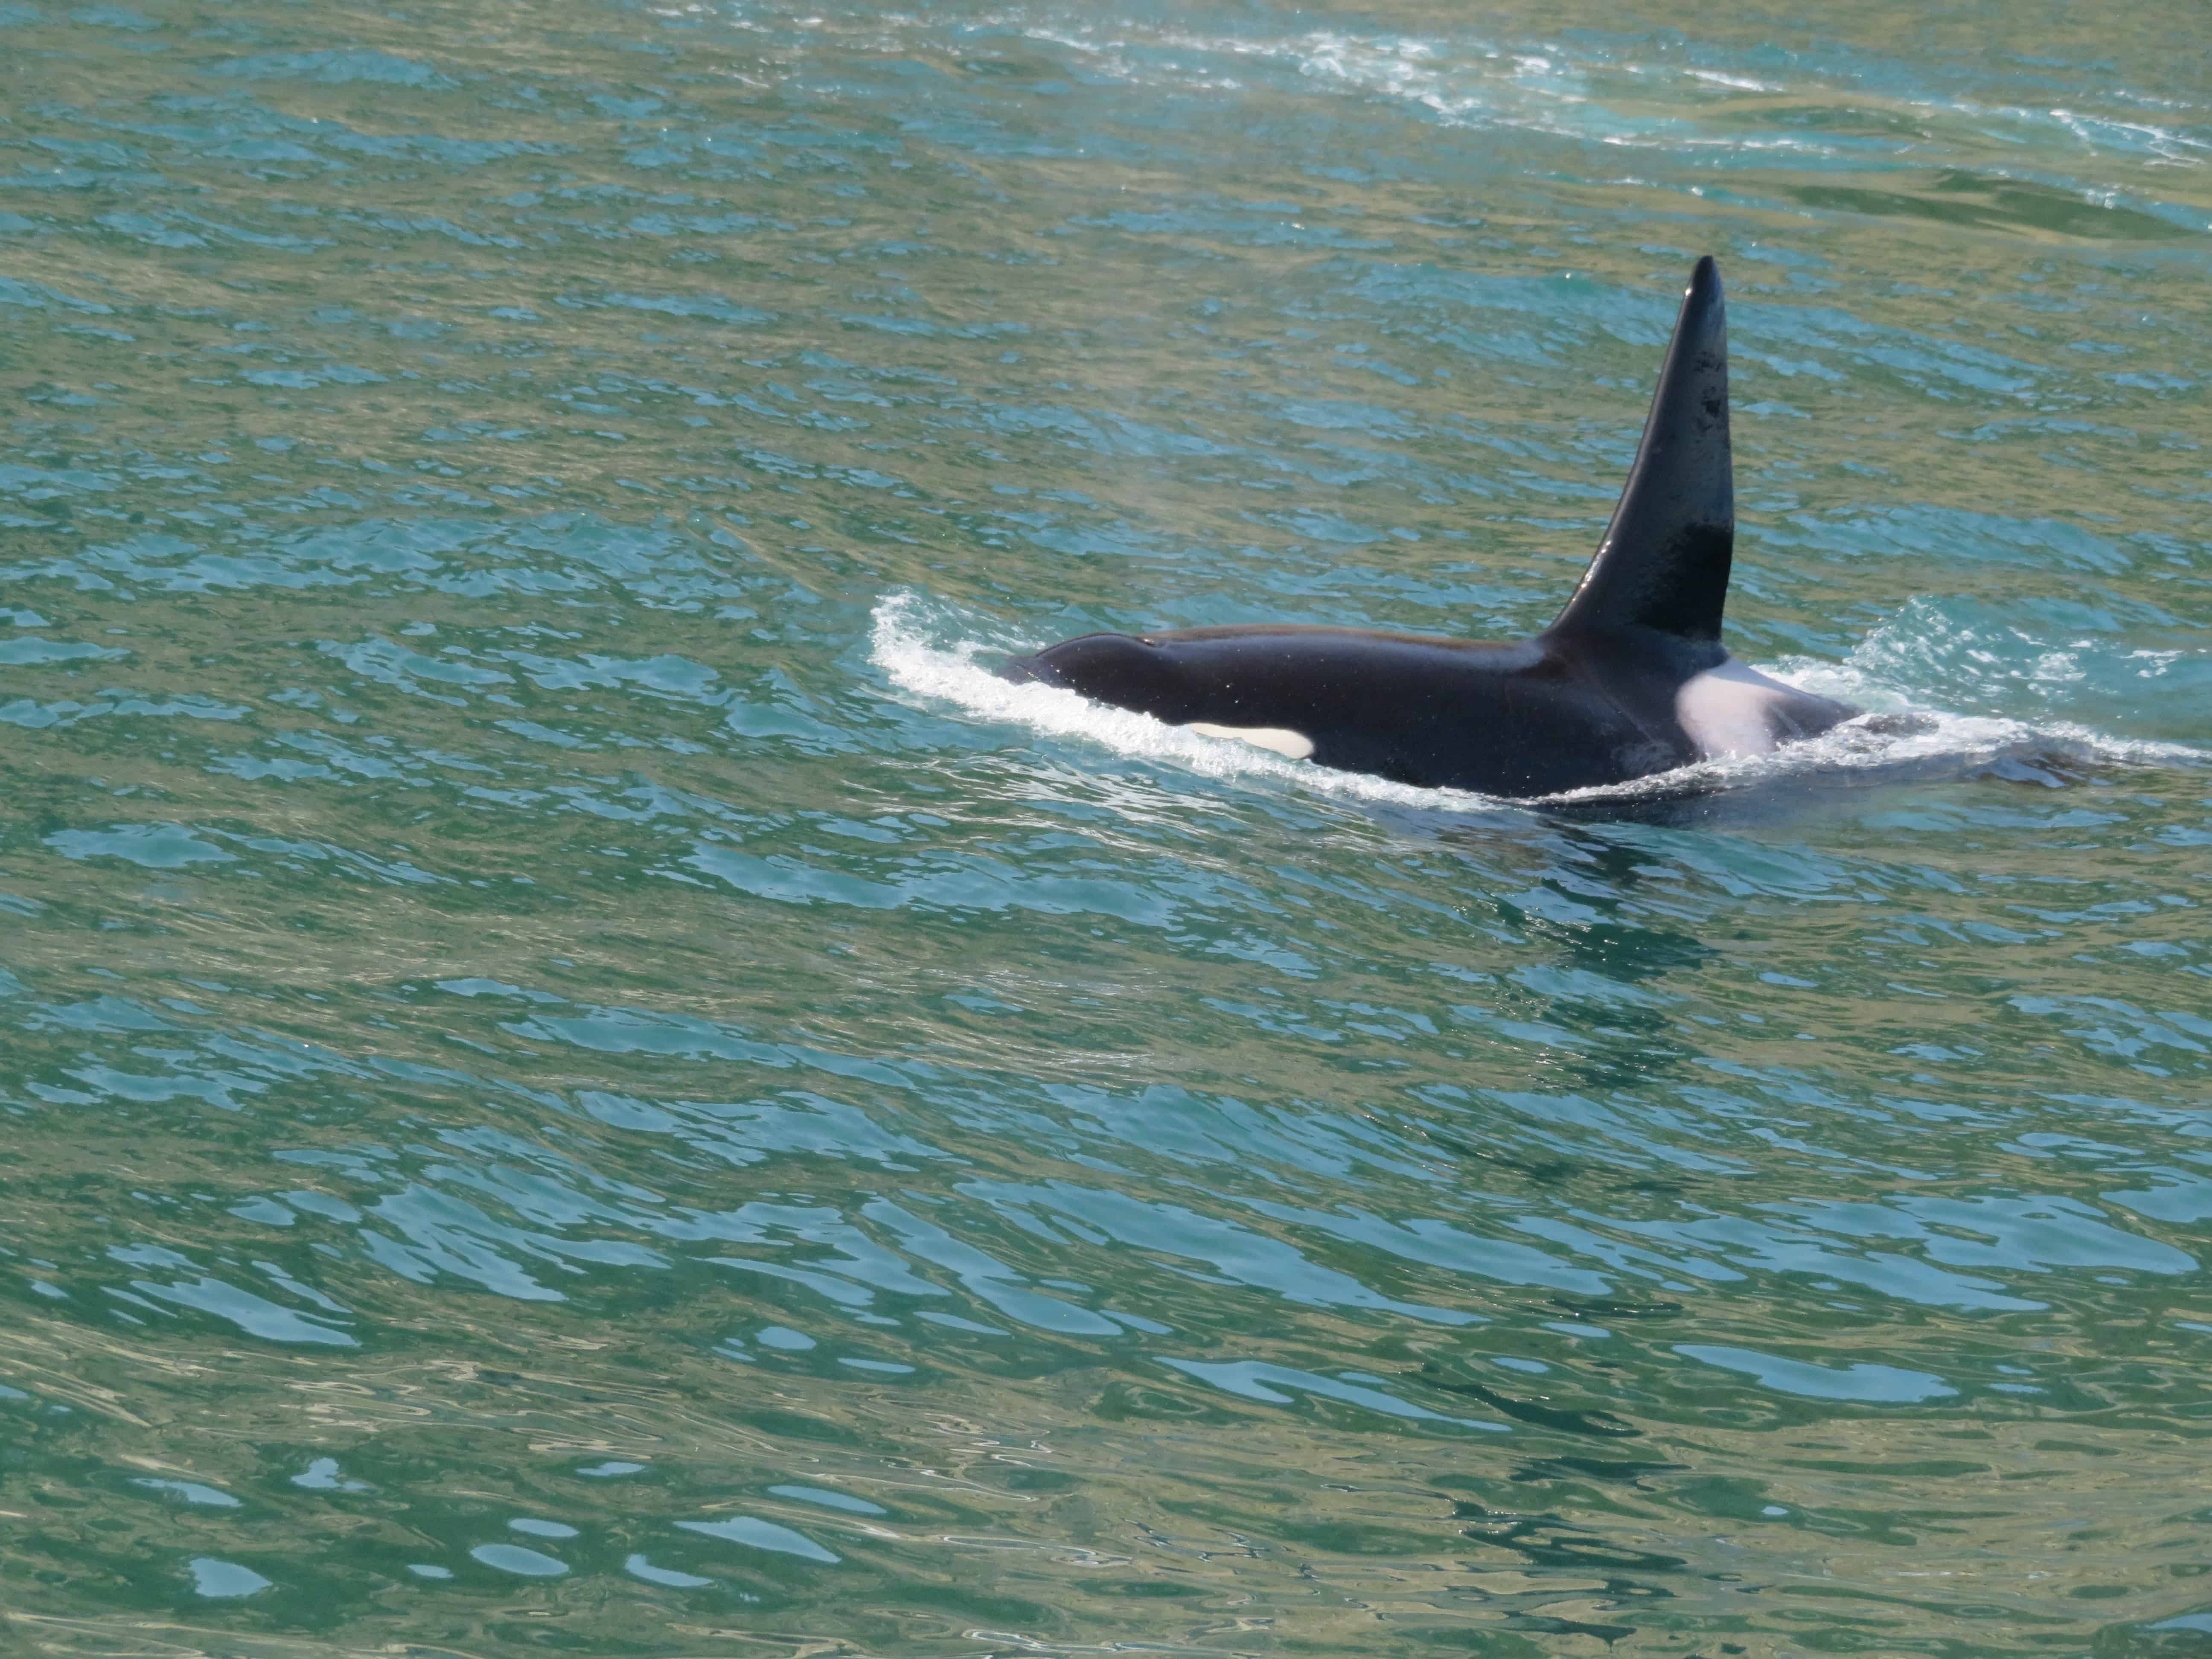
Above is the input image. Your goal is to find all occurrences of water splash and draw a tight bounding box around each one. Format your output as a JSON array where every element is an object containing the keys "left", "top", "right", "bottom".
[{"left": 871, "top": 591, "right": 2205, "bottom": 814}]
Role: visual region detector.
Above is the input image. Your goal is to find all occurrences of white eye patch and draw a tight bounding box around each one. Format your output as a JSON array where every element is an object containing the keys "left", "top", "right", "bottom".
[{"left": 1187, "top": 722, "right": 1316, "bottom": 761}]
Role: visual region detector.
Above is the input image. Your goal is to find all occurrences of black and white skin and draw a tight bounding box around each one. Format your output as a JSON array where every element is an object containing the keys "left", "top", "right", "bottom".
[{"left": 1000, "top": 258, "right": 1858, "bottom": 800}]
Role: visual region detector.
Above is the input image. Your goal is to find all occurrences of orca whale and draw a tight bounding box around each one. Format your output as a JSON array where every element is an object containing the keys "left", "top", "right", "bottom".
[{"left": 999, "top": 257, "right": 1858, "bottom": 800}]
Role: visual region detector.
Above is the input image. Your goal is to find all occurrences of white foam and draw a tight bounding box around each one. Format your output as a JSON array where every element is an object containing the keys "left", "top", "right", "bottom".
[
  {"left": 1012, "top": 17, "right": 2210, "bottom": 176},
  {"left": 870, "top": 593, "right": 2206, "bottom": 814},
  {"left": 869, "top": 593, "right": 1496, "bottom": 811}
]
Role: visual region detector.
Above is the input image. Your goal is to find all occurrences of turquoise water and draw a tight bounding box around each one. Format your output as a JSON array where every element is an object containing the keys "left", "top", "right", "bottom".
[{"left": 3, "top": 0, "right": 2210, "bottom": 1652}]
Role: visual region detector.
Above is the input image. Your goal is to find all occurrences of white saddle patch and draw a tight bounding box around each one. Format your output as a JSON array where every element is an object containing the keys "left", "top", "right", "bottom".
[
  {"left": 1187, "top": 722, "right": 1316, "bottom": 761},
  {"left": 1675, "top": 658, "right": 1796, "bottom": 760}
]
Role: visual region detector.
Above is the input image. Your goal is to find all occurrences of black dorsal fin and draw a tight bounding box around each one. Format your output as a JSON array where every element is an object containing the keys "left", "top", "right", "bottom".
[{"left": 1546, "top": 256, "right": 1733, "bottom": 648}]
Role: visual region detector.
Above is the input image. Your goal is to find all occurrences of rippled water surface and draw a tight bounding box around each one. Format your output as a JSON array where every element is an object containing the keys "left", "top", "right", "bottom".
[{"left": 4, "top": 0, "right": 2210, "bottom": 1653}]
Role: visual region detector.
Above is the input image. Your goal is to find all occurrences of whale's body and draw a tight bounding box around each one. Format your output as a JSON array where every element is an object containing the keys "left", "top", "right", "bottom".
[
  {"left": 1004, "top": 623, "right": 1849, "bottom": 799},
  {"left": 1001, "top": 257, "right": 1857, "bottom": 800}
]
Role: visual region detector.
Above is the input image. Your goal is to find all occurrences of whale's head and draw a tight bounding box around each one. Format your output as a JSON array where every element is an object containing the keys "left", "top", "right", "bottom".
[{"left": 999, "top": 632, "right": 1187, "bottom": 719}]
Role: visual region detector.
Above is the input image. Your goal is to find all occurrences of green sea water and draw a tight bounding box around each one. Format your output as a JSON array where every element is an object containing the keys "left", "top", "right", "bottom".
[{"left": 3, "top": 0, "right": 2210, "bottom": 1653}]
